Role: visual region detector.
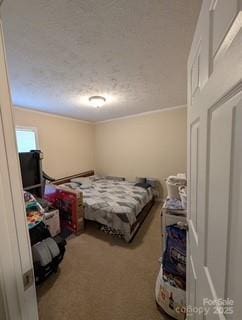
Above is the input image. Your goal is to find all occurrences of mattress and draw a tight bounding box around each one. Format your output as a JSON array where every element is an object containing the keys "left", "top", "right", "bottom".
[{"left": 61, "top": 178, "right": 153, "bottom": 241}]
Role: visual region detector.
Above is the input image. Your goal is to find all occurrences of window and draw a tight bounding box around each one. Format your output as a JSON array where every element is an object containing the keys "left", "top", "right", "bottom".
[{"left": 16, "top": 127, "right": 39, "bottom": 152}]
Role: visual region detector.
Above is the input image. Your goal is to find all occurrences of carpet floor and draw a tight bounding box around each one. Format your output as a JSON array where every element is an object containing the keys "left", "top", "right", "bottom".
[{"left": 37, "top": 203, "right": 169, "bottom": 320}]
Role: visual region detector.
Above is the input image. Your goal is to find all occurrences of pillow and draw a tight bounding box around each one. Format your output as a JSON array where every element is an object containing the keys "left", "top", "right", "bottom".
[
  {"left": 135, "top": 182, "right": 151, "bottom": 190},
  {"left": 70, "top": 177, "right": 91, "bottom": 184},
  {"left": 136, "top": 177, "right": 147, "bottom": 184},
  {"left": 79, "top": 183, "right": 92, "bottom": 189},
  {"left": 89, "top": 175, "right": 103, "bottom": 181},
  {"left": 64, "top": 182, "right": 80, "bottom": 189},
  {"left": 105, "top": 176, "right": 125, "bottom": 181}
]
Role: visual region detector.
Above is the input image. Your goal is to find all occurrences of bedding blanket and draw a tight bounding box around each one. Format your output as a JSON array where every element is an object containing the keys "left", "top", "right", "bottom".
[{"left": 62, "top": 179, "right": 153, "bottom": 241}]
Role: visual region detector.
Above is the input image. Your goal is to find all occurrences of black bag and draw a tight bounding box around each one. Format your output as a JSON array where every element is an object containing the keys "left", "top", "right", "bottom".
[{"left": 29, "top": 222, "right": 66, "bottom": 284}]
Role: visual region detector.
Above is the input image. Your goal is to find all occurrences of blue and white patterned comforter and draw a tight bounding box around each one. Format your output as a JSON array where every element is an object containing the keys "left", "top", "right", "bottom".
[{"left": 61, "top": 179, "right": 153, "bottom": 241}]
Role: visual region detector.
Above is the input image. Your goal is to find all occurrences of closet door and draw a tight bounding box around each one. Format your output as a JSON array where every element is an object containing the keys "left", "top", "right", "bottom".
[
  {"left": 187, "top": 0, "right": 241, "bottom": 319},
  {"left": 0, "top": 15, "right": 38, "bottom": 320}
]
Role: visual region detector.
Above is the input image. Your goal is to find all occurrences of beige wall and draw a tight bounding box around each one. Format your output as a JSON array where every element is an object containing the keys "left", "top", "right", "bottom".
[
  {"left": 14, "top": 106, "right": 187, "bottom": 195},
  {"left": 94, "top": 107, "right": 187, "bottom": 196},
  {"left": 14, "top": 108, "right": 95, "bottom": 179}
]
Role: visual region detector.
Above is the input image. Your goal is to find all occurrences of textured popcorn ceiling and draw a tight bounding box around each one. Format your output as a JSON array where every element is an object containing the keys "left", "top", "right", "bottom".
[{"left": 1, "top": 0, "right": 201, "bottom": 122}]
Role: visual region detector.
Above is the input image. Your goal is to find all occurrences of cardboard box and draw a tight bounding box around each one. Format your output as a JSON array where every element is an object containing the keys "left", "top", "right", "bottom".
[
  {"left": 44, "top": 184, "right": 84, "bottom": 235},
  {"left": 56, "top": 189, "right": 84, "bottom": 234},
  {"left": 56, "top": 185, "right": 83, "bottom": 200}
]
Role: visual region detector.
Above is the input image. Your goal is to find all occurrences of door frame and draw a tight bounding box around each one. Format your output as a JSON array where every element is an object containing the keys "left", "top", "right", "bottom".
[{"left": 0, "top": 14, "right": 38, "bottom": 320}]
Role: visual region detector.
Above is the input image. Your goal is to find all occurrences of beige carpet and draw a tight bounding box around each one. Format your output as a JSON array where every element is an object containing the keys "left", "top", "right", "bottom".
[{"left": 37, "top": 203, "right": 169, "bottom": 320}]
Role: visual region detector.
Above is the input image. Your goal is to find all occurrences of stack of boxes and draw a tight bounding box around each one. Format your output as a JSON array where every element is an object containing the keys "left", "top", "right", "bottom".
[{"left": 44, "top": 184, "right": 84, "bottom": 235}]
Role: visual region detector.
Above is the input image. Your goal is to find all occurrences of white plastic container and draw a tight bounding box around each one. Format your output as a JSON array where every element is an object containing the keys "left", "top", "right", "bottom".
[
  {"left": 44, "top": 209, "right": 60, "bottom": 237},
  {"left": 155, "top": 265, "right": 186, "bottom": 320},
  {"left": 179, "top": 186, "right": 187, "bottom": 210},
  {"left": 166, "top": 175, "right": 187, "bottom": 200},
  {"left": 166, "top": 181, "right": 181, "bottom": 199}
]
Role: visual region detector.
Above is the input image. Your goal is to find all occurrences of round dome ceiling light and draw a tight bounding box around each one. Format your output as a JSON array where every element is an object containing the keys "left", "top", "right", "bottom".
[{"left": 89, "top": 96, "right": 106, "bottom": 108}]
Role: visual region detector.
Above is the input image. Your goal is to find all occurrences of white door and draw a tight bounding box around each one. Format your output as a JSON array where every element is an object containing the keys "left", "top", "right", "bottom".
[
  {"left": 187, "top": 0, "right": 242, "bottom": 319},
  {"left": 0, "top": 13, "right": 38, "bottom": 320}
]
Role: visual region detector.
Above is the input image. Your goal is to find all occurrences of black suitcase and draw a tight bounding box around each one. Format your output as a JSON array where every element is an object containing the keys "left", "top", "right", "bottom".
[{"left": 29, "top": 222, "right": 66, "bottom": 285}]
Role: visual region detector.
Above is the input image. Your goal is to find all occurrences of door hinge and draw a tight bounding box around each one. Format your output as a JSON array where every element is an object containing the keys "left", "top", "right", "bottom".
[{"left": 23, "top": 269, "right": 34, "bottom": 291}]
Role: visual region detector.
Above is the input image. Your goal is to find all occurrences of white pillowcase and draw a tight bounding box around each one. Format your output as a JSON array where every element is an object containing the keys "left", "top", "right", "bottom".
[
  {"left": 70, "top": 177, "right": 91, "bottom": 184},
  {"left": 70, "top": 177, "right": 93, "bottom": 189},
  {"left": 79, "top": 183, "right": 92, "bottom": 189}
]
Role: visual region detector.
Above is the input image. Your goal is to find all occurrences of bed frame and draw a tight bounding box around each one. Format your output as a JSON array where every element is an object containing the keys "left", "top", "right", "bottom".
[
  {"left": 128, "top": 196, "right": 155, "bottom": 242},
  {"left": 52, "top": 170, "right": 154, "bottom": 242}
]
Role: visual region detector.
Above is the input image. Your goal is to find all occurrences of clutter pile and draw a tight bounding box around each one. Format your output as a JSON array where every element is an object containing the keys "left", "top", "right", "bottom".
[
  {"left": 165, "top": 174, "right": 187, "bottom": 210},
  {"left": 24, "top": 191, "right": 66, "bottom": 285},
  {"left": 155, "top": 174, "right": 187, "bottom": 320},
  {"left": 24, "top": 191, "right": 45, "bottom": 229}
]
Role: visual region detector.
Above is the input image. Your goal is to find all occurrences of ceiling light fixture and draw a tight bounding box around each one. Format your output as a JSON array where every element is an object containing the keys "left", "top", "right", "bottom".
[{"left": 89, "top": 95, "right": 106, "bottom": 108}]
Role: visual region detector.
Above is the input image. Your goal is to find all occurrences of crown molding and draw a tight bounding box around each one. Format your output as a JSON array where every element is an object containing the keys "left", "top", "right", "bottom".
[
  {"left": 14, "top": 104, "right": 187, "bottom": 124},
  {"left": 96, "top": 104, "right": 187, "bottom": 124},
  {"left": 14, "top": 105, "right": 92, "bottom": 125}
]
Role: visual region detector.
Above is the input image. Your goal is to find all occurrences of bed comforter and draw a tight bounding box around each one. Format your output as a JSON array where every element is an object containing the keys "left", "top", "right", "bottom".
[{"left": 61, "top": 179, "right": 153, "bottom": 241}]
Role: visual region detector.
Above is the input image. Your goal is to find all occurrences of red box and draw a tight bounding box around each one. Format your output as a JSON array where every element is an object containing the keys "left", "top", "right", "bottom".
[{"left": 44, "top": 185, "right": 84, "bottom": 235}]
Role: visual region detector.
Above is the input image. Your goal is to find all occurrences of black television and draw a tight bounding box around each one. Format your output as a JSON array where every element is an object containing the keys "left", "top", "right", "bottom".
[{"left": 19, "top": 150, "right": 43, "bottom": 197}]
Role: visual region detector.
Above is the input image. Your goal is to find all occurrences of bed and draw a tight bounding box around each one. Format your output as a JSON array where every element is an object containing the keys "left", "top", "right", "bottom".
[{"left": 57, "top": 175, "right": 154, "bottom": 242}]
